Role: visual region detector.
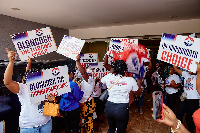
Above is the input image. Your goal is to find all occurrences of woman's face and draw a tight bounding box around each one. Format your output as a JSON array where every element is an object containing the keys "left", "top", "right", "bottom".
[{"left": 169, "top": 67, "right": 175, "bottom": 75}]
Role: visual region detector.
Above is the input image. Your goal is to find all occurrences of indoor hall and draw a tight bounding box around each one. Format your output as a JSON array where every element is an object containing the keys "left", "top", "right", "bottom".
[{"left": 0, "top": 0, "right": 200, "bottom": 133}]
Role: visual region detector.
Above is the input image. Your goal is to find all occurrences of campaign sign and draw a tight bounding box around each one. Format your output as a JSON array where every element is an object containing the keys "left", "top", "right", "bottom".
[
  {"left": 26, "top": 65, "right": 71, "bottom": 104},
  {"left": 57, "top": 36, "right": 85, "bottom": 60},
  {"left": 79, "top": 62, "right": 109, "bottom": 79},
  {"left": 11, "top": 27, "right": 57, "bottom": 61},
  {"left": 80, "top": 53, "right": 98, "bottom": 64},
  {"left": 108, "top": 38, "right": 148, "bottom": 75},
  {"left": 91, "top": 62, "right": 109, "bottom": 79},
  {"left": 157, "top": 33, "right": 200, "bottom": 73},
  {"left": 111, "top": 38, "right": 138, "bottom": 45},
  {"left": 108, "top": 38, "right": 139, "bottom": 61}
]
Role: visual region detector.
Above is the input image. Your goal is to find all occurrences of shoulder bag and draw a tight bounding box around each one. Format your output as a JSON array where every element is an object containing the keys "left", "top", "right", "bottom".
[{"left": 99, "top": 76, "right": 122, "bottom": 102}]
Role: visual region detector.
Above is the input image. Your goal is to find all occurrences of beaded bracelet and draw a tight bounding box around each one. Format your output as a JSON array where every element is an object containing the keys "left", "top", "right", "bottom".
[{"left": 171, "top": 120, "right": 181, "bottom": 133}]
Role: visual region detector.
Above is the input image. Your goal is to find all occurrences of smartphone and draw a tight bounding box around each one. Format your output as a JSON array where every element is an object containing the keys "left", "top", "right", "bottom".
[
  {"left": 76, "top": 78, "right": 81, "bottom": 82},
  {"left": 153, "top": 91, "right": 163, "bottom": 120}
]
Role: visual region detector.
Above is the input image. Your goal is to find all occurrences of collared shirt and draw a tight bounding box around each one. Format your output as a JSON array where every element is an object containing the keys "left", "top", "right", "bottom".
[{"left": 59, "top": 78, "right": 83, "bottom": 111}]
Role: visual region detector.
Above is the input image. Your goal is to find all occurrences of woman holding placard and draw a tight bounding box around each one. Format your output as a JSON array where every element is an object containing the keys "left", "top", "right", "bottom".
[
  {"left": 76, "top": 54, "right": 96, "bottom": 133},
  {"left": 4, "top": 48, "right": 52, "bottom": 133}
]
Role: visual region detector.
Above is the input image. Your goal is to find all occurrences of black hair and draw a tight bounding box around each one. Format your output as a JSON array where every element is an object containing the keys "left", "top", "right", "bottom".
[
  {"left": 25, "top": 67, "right": 41, "bottom": 75},
  {"left": 67, "top": 63, "right": 76, "bottom": 75},
  {"left": 112, "top": 60, "right": 127, "bottom": 76},
  {"left": 22, "top": 67, "right": 42, "bottom": 83}
]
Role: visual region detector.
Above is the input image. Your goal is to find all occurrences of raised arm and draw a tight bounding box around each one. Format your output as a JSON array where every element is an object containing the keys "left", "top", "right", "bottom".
[
  {"left": 196, "top": 61, "right": 200, "bottom": 95},
  {"left": 104, "top": 47, "right": 113, "bottom": 72},
  {"left": 173, "top": 65, "right": 183, "bottom": 76},
  {"left": 76, "top": 54, "right": 89, "bottom": 82},
  {"left": 4, "top": 48, "right": 19, "bottom": 94},
  {"left": 26, "top": 56, "right": 32, "bottom": 72}
]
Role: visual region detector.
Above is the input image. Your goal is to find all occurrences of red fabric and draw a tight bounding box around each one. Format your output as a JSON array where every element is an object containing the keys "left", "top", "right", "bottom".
[
  {"left": 193, "top": 108, "right": 200, "bottom": 133},
  {"left": 110, "top": 43, "right": 148, "bottom": 63}
]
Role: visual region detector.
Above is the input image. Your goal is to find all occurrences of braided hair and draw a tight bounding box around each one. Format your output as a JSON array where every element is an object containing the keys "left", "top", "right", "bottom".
[{"left": 112, "top": 60, "right": 127, "bottom": 76}]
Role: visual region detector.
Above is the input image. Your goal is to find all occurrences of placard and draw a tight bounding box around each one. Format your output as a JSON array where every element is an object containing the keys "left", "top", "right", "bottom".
[
  {"left": 111, "top": 38, "right": 138, "bottom": 45},
  {"left": 80, "top": 53, "right": 98, "bottom": 64},
  {"left": 91, "top": 62, "right": 110, "bottom": 79},
  {"left": 79, "top": 62, "right": 109, "bottom": 79},
  {"left": 57, "top": 36, "right": 85, "bottom": 60},
  {"left": 108, "top": 39, "right": 148, "bottom": 75},
  {"left": 11, "top": 27, "right": 57, "bottom": 61},
  {"left": 157, "top": 33, "right": 200, "bottom": 73},
  {"left": 26, "top": 65, "right": 71, "bottom": 104}
]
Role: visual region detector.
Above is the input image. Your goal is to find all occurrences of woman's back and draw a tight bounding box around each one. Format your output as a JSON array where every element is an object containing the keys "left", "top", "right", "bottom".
[{"left": 101, "top": 73, "right": 138, "bottom": 103}]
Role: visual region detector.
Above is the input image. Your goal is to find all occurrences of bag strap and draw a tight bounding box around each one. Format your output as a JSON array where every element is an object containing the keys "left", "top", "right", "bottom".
[
  {"left": 85, "top": 92, "right": 93, "bottom": 104},
  {"left": 107, "top": 76, "right": 122, "bottom": 91}
]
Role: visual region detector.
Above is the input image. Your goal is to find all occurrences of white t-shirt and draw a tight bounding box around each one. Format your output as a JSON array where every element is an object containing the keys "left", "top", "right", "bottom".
[
  {"left": 165, "top": 74, "right": 181, "bottom": 94},
  {"left": 79, "top": 76, "right": 95, "bottom": 103},
  {"left": 17, "top": 83, "right": 51, "bottom": 128},
  {"left": 101, "top": 73, "right": 138, "bottom": 103},
  {"left": 92, "top": 82, "right": 102, "bottom": 97},
  {"left": 182, "top": 71, "right": 200, "bottom": 99}
]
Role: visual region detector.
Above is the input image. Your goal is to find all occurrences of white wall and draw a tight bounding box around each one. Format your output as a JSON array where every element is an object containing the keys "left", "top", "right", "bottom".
[{"left": 70, "top": 19, "right": 200, "bottom": 40}]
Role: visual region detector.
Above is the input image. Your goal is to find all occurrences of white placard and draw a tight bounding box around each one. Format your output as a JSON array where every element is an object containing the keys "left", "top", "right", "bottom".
[
  {"left": 111, "top": 38, "right": 138, "bottom": 45},
  {"left": 26, "top": 65, "right": 71, "bottom": 104},
  {"left": 80, "top": 53, "right": 98, "bottom": 64},
  {"left": 91, "top": 62, "right": 109, "bottom": 79},
  {"left": 57, "top": 36, "right": 85, "bottom": 60},
  {"left": 157, "top": 33, "right": 200, "bottom": 73},
  {"left": 11, "top": 27, "right": 57, "bottom": 61}
]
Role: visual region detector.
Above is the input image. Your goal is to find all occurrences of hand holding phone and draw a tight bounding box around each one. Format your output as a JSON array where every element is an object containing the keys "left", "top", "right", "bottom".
[
  {"left": 76, "top": 78, "right": 81, "bottom": 82},
  {"left": 153, "top": 91, "right": 163, "bottom": 120}
]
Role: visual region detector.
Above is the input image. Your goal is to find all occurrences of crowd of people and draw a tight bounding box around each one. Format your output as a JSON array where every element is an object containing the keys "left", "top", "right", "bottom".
[{"left": 2, "top": 47, "right": 200, "bottom": 133}]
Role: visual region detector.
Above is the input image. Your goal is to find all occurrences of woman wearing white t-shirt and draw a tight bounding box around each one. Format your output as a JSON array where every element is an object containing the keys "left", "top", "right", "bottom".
[
  {"left": 101, "top": 60, "right": 142, "bottom": 133},
  {"left": 165, "top": 66, "right": 181, "bottom": 113},
  {"left": 173, "top": 65, "right": 200, "bottom": 133},
  {"left": 4, "top": 48, "right": 52, "bottom": 133}
]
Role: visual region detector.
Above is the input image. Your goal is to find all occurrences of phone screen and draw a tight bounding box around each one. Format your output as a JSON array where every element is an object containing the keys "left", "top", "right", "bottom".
[{"left": 153, "top": 91, "right": 163, "bottom": 120}]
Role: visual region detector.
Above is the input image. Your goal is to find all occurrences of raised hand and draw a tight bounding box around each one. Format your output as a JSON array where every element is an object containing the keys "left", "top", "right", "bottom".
[
  {"left": 27, "top": 56, "right": 32, "bottom": 64},
  {"left": 5, "top": 48, "right": 17, "bottom": 62},
  {"left": 47, "top": 93, "right": 55, "bottom": 102},
  {"left": 106, "top": 47, "right": 109, "bottom": 52},
  {"left": 76, "top": 54, "right": 81, "bottom": 61},
  {"left": 196, "top": 61, "right": 200, "bottom": 72},
  {"left": 157, "top": 104, "right": 178, "bottom": 127}
]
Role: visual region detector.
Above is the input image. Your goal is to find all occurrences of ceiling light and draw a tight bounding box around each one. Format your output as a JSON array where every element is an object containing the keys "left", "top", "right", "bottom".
[{"left": 11, "top": 7, "right": 20, "bottom": 10}]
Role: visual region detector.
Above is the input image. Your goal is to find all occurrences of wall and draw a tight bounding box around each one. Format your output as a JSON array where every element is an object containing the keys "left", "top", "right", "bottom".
[
  {"left": 81, "top": 41, "right": 108, "bottom": 62},
  {"left": 0, "top": 14, "right": 69, "bottom": 60}
]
